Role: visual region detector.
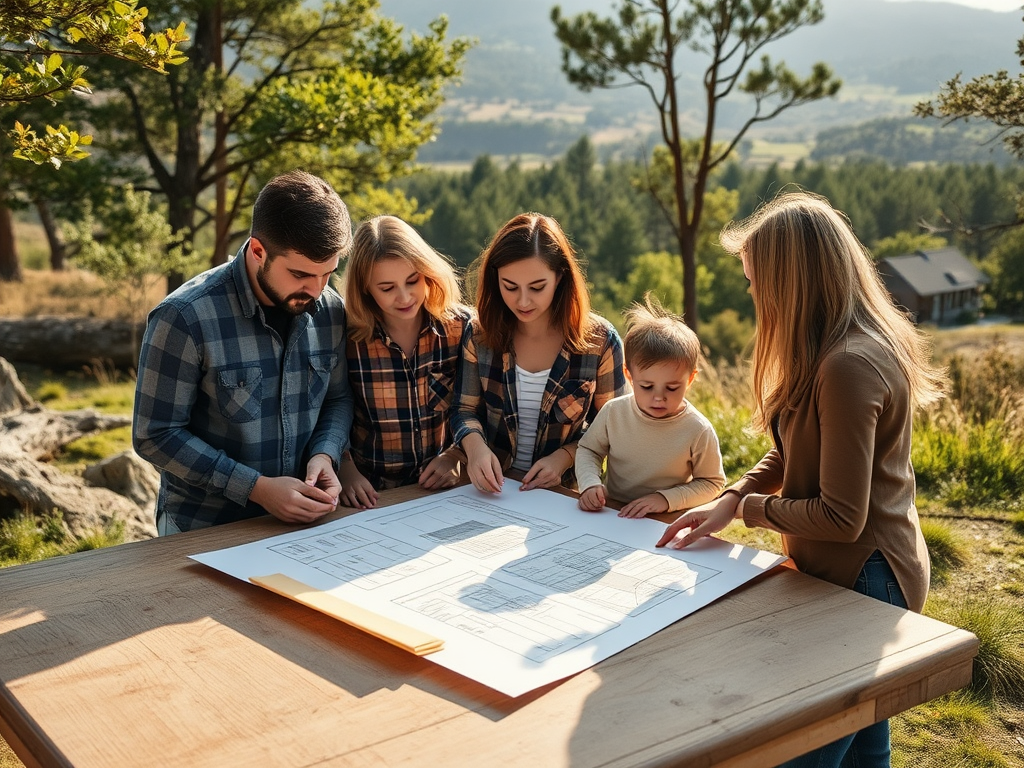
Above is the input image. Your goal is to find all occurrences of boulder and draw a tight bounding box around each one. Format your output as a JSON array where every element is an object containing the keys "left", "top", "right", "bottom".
[{"left": 83, "top": 450, "right": 160, "bottom": 508}]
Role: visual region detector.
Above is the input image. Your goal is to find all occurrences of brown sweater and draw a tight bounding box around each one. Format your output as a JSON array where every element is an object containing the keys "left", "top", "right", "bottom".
[{"left": 732, "top": 329, "right": 931, "bottom": 612}]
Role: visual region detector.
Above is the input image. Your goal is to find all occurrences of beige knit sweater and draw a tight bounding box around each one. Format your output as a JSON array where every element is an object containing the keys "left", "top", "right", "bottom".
[{"left": 576, "top": 394, "right": 725, "bottom": 512}]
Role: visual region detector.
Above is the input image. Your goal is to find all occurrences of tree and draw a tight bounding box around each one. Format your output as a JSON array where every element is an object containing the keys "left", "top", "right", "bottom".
[
  {"left": 1, "top": 0, "right": 187, "bottom": 167},
  {"left": 80, "top": 0, "right": 470, "bottom": 289},
  {"left": 65, "top": 185, "right": 204, "bottom": 359},
  {"left": 915, "top": 21, "right": 1024, "bottom": 236},
  {"left": 552, "top": 0, "right": 840, "bottom": 329}
]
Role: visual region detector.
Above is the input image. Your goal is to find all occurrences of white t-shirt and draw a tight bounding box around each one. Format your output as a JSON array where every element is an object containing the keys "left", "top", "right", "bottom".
[{"left": 512, "top": 365, "right": 550, "bottom": 471}]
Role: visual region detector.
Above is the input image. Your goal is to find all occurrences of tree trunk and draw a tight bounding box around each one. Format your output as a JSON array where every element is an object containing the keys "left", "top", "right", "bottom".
[
  {"left": 0, "top": 203, "right": 23, "bottom": 282},
  {"left": 36, "top": 199, "right": 67, "bottom": 271},
  {"left": 0, "top": 317, "right": 147, "bottom": 369}
]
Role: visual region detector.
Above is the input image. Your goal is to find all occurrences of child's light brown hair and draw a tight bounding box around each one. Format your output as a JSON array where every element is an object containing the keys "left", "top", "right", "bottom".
[{"left": 623, "top": 293, "right": 702, "bottom": 374}]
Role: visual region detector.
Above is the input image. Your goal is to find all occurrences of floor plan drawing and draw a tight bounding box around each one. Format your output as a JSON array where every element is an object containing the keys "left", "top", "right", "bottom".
[
  {"left": 502, "top": 533, "right": 719, "bottom": 619},
  {"left": 396, "top": 570, "right": 613, "bottom": 662},
  {"left": 191, "top": 481, "right": 785, "bottom": 697}
]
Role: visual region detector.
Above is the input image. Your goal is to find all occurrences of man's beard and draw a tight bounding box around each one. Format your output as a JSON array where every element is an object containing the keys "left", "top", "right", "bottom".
[{"left": 257, "top": 260, "right": 317, "bottom": 315}]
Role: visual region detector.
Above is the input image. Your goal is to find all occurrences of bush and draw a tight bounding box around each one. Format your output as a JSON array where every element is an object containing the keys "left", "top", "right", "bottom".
[
  {"left": 913, "top": 416, "right": 1024, "bottom": 509},
  {"left": 927, "top": 595, "right": 1024, "bottom": 703},
  {"left": 35, "top": 381, "right": 68, "bottom": 402},
  {"left": 920, "top": 518, "right": 970, "bottom": 584}
]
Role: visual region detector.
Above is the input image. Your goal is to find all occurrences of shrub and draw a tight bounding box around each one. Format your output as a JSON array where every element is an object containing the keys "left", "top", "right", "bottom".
[
  {"left": 913, "top": 415, "right": 1024, "bottom": 509},
  {"left": 920, "top": 518, "right": 970, "bottom": 584},
  {"left": 927, "top": 595, "right": 1024, "bottom": 704},
  {"left": 35, "top": 381, "right": 68, "bottom": 402}
]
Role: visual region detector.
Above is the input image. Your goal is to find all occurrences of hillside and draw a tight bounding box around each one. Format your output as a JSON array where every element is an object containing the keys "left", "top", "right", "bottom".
[{"left": 378, "top": 0, "right": 1023, "bottom": 161}]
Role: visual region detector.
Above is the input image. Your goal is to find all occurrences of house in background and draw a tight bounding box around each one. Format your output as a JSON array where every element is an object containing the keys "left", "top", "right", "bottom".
[{"left": 876, "top": 247, "right": 990, "bottom": 325}]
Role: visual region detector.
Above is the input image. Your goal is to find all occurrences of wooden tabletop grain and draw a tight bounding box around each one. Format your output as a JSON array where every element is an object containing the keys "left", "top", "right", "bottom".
[{"left": 0, "top": 484, "right": 978, "bottom": 768}]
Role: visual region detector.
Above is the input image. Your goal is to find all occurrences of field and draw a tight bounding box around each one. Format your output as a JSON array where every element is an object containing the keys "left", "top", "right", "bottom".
[{"left": 1, "top": 282, "right": 1022, "bottom": 765}]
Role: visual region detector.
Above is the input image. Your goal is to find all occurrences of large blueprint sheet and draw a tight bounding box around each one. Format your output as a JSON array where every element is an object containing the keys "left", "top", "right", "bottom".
[{"left": 191, "top": 481, "right": 785, "bottom": 697}]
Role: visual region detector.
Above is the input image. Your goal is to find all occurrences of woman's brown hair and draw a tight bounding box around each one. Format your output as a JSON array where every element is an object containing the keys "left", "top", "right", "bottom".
[{"left": 473, "top": 212, "right": 593, "bottom": 352}]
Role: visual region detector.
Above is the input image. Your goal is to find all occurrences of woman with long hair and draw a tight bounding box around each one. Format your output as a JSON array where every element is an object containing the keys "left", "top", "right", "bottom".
[
  {"left": 658, "top": 190, "right": 946, "bottom": 767},
  {"left": 341, "top": 215, "right": 471, "bottom": 508},
  {"left": 452, "top": 212, "right": 629, "bottom": 493}
]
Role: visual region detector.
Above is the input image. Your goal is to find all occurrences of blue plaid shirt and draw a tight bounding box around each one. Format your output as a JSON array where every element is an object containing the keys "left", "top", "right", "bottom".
[
  {"left": 133, "top": 251, "right": 353, "bottom": 531},
  {"left": 451, "top": 314, "right": 629, "bottom": 485}
]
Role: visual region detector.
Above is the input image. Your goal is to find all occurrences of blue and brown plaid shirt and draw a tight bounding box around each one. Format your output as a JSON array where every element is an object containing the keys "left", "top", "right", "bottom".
[
  {"left": 347, "top": 309, "right": 471, "bottom": 489},
  {"left": 133, "top": 251, "right": 353, "bottom": 531},
  {"left": 451, "top": 314, "right": 629, "bottom": 485}
]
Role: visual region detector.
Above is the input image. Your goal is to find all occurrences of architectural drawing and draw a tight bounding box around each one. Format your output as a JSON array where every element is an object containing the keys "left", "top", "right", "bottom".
[{"left": 191, "top": 481, "right": 785, "bottom": 697}]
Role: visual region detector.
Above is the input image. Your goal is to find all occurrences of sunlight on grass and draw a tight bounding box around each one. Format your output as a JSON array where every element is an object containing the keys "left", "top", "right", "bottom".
[
  {"left": 920, "top": 518, "right": 971, "bottom": 584},
  {"left": 927, "top": 595, "right": 1024, "bottom": 703}
]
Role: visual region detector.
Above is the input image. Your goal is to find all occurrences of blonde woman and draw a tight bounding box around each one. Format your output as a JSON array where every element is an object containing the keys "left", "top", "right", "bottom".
[
  {"left": 341, "top": 215, "right": 472, "bottom": 508},
  {"left": 452, "top": 212, "right": 629, "bottom": 493},
  {"left": 658, "top": 191, "right": 946, "bottom": 767}
]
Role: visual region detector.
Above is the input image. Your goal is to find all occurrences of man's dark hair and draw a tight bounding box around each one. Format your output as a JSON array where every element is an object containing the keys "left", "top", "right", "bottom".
[{"left": 250, "top": 171, "right": 352, "bottom": 262}]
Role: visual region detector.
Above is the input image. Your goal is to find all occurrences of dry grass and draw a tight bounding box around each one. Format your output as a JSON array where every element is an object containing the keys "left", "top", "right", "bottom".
[{"left": 0, "top": 268, "right": 167, "bottom": 319}]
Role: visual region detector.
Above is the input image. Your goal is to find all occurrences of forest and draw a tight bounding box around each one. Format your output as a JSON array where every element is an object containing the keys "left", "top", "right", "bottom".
[{"left": 395, "top": 140, "right": 1024, "bottom": 360}]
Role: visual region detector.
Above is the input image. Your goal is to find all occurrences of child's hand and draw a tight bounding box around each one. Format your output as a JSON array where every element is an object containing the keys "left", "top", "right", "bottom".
[
  {"left": 578, "top": 484, "right": 607, "bottom": 512},
  {"left": 338, "top": 459, "right": 379, "bottom": 509},
  {"left": 619, "top": 492, "right": 669, "bottom": 518}
]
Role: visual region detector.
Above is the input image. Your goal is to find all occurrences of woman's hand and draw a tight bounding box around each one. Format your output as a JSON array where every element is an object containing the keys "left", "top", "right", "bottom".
[
  {"left": 463, "top": 434, "right": 504, "bottom": 493},
  {"left": 338, "top": 458, "right": 379, "bottom": 509},
  {"left": 419, "top": 451, "right": 462, "bottom": 490},
  {"left": 521, "top": 448, "right": 572, "bottom": 491},
  {"left": 656, "top": 494, "right": 741, "bottom": 549}
]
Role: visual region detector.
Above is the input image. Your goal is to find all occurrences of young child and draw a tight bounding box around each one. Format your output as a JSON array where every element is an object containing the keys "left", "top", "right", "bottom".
[
  {"left": 452, "top": 212, "right": 629, "bottom": 493},
  {"left": 576, "top": 295, "right": 725, "bottom": 517},
  {"left": 340, "top": 215, "right": 472, "bottom": 508}
]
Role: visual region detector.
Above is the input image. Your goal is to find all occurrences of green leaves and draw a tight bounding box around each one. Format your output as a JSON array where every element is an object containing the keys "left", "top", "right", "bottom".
[
  {"left": 1, "top": 0, "right": 189, "bottom": 166},
  {"left": 10, "top": 120, "right": 93, "bottom": 168}
]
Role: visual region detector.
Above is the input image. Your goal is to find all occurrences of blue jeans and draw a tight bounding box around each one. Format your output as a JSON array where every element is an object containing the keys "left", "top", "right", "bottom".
[{"left": 776, "top": 551, "right": 909, "bottom": 768}]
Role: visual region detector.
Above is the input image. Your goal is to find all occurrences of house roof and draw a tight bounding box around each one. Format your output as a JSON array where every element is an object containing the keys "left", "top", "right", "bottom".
[{"left": 878, "top": 247, "right": 990, "bottom": 297}]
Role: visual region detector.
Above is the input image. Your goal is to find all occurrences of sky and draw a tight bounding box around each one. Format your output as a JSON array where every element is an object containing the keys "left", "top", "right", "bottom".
[{"left": 884, "top": 0, "right": 1023, "bottom": 9}]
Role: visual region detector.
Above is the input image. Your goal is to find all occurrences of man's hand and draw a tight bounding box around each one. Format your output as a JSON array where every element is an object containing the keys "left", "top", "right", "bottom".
[
  {"left": 249, "top": 474, "right": 337, "bottom": 524},
  {"left": 619, "top": 492, "right": 669, "bottom": 518},
  {"left": 578, "top": 484, "right": 607, "bottom": 512},
  {"left": 306, "top": 453, "right": 341, "bottom": 499}
]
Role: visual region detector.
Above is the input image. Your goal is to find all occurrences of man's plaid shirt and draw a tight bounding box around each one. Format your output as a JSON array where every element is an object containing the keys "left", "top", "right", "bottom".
[
  {"left": 451, "top": 314, "right": 629, "bottom": 483},
  {"left": 133, "top": 252, "right": 353, "bottom": 531},
  {"left": 347, "top": 310, "right": 471, "bottom": 489}
]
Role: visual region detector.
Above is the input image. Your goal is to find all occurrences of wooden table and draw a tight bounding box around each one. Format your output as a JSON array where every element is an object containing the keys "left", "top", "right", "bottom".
[{"left": 0, "top": 483, "right": 978, "bottom": 768}]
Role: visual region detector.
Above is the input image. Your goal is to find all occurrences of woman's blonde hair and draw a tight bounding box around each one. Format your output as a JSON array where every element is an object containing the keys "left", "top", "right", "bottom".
[
  {"left": 342, "top": 215, "right": 464, "bottom": 343},
  {"left": 473, "top": 212, "right": 593, "bottom": 353},
  {"left": 720, "top": 190, "right": 946, "bottom": 432}
]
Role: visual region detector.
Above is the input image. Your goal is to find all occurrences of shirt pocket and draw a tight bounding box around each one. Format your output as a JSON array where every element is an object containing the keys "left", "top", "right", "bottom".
[
  {"left": 307, "top": 353, "right": 338, "bottom": 406},
  {"left": 552, "top": 379, "right": 596, "bottom": 425},
  {"left": 216, "top": 366, "right": 263, "bottom": 423},
  {"left": 426, "top": 361, "right": 456, "bottom": 413}
]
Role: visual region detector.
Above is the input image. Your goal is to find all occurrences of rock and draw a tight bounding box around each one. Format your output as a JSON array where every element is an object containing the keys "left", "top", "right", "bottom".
[
  {"left": 83, "top": 451, "right": 160, "bottom": 508},
  {"left": 0, "top": 454, "right": 156, "bottom": 542},
  {"left": 0, "top": 356, "right": 35, "bottom": 416}
]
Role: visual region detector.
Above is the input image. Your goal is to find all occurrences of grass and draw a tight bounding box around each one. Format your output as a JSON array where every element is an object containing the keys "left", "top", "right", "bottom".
[{"left": 0, "top": 512, "right": 125, "bottom": 568}]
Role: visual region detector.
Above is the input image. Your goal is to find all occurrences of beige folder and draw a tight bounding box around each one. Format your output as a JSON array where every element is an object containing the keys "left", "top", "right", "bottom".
[{"left": 250, "top": 573, "right": 444, "bottom": 656}]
